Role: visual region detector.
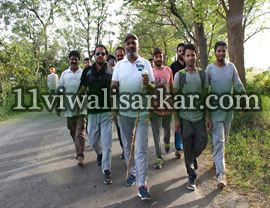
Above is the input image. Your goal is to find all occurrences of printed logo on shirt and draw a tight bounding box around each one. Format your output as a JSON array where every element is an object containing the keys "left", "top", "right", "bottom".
[{"left": 136, "top": 64, "right": 145, "bottom": 71}]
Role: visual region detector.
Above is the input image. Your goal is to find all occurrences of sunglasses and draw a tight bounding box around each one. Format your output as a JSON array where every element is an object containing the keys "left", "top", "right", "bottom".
[{"left": 95, "top": 52, "right": 106, "bottom": 56}]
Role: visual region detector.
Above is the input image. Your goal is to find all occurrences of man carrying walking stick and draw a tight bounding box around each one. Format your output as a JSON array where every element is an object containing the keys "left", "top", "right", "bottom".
[{"left": 111, "top": 33, "right": 155, "bottom": 200}]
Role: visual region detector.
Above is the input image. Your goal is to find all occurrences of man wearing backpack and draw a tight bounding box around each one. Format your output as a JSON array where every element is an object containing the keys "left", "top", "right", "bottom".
[{"left": 173, "top": 44, "right": 211, "bottom": 191}]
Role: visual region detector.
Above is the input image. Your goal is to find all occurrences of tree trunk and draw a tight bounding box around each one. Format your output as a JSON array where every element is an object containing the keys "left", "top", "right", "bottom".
[
  {"left": 227, "top": 0, "right": 245, "bottom": 84},
  {"left": 163, "top": 39, "right": 168, "bottom": 66},
  {"left": 87, "top": 30, "right": 91, "bottom": 58},
  {"left": 194, "top": 22, "right": 208, "bottom": 70}
]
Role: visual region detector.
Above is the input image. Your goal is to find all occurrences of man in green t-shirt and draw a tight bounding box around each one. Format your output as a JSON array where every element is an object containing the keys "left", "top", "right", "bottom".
[{"left": 173, "top": 44, "right": 211, "bottom": 191}]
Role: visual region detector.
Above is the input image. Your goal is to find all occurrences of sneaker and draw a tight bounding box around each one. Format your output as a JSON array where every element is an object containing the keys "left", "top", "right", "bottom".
[
  {"left": 175, "top": 150, "right": 183, "bottom": 159},
  {"left": 164, "top": 143, "right": 170, "bottom": 153},
  {"left": 153, "top": 157, "right": 164, "bottom": 169},
  {"left": 126, "top": 174, "right": 136, "bottom": 187},
  {"left": 119, "top": 151, "right": 125, "bottom": 159},
  {"left": 97, "top": 154, "right": 102, "bottom": 166},
  {"left": 104, "top": 170, "right": 112, "bottom": 185},
  {"left": 216, "top": 173, "right": 227, "bottom": 189},
  {"left": 76, "top": 155, "right": 84, "bottom": 166},
  {"left": 186, "top": 176, "right": 196, "bottom": 191},
  {"left": 138, "top": 186, "right": 151, "bottom": 200},
  {"left": 193, "top": 159, "right": 198, "bottom": 170}
]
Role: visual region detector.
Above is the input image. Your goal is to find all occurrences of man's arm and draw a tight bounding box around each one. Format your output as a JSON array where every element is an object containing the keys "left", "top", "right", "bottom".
[
  {"left": 110, "top": 80, "right": 119, "bottom": 122},
  {"left": 172, "top": 72, "right": 181, "bottom": 131},
  {"left": 232, "top": 63, "right": 246, "bottom": 93}
]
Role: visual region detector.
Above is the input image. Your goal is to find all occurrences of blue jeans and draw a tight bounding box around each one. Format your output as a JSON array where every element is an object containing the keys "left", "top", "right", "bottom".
[{"left": 175, "top": 130, "right": 183, "bottom": 150}]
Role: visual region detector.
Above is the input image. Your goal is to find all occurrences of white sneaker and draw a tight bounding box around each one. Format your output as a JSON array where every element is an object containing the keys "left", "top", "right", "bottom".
[{"left": 216, "top": 173, "right": 227, "bottom": 188}]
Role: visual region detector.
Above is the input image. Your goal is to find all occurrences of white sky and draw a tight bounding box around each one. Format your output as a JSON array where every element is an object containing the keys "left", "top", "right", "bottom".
[{"left": 245, "top": 30, "right": 270, "bottom": 69}]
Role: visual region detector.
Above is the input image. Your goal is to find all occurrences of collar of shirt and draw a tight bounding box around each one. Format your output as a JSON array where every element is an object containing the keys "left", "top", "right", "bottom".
[
  {"left": 123, "top": 55, "right": 143, "bottom": 64},
  {"left": 67, "top": 67, "right": 82, "bottom": 73}
]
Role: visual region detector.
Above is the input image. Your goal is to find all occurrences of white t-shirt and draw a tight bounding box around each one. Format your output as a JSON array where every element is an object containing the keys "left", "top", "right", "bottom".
[
  {"left": 59, "top": 67, "right": 87, "bottom": 117},
  {"left": 47, "top": 73, "right": 59, "bottom": 90},
  {"left": 112, "top": 56, "right": 154, "bottom": 117}
]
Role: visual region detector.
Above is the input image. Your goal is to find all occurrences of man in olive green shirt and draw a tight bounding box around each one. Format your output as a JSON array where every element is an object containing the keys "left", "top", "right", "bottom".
[{"left": 173, "top": 44, "right": 211, "bottom": 191}]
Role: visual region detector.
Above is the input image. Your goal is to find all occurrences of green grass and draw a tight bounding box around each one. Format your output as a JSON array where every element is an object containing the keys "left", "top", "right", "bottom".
[{"left": 226, "top": 96, "right": 270, "bottom": 198}]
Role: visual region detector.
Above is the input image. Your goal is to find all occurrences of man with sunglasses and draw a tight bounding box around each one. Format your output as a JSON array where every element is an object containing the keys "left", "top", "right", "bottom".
[{"left": 79, "top": 44, "right": 113, "bottom": 185}]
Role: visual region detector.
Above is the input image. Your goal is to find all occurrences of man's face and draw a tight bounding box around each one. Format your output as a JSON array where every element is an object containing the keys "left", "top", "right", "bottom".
[
  {"left": 69, "top": 56, "right": 80, "bottom": 70},
  {"left": 50, "top": 68, "right": 55, "bottom": 73},
  {"left": 215, "top": 45, "right": 226, "bottom": 62},
  {"left": 108, "top": 59, "right": 116, "bottom": 68},
  {"left": 184, "top": 49, "right": 196, "bottom": 68},
  {"left": 84, "top": 60, "right": 91, "bottom": 67},
  {"left": 177, "top": 46, "right": 184, "bottom": 61},
  {"left": 94, "top": 47, "right": 107, "bottom": 65},
  {"left": 125, "top": 38, "right": 138, "bottom": 57},
  {"left": 153, "top": 53, "right": 163, "bottom": 67},
  {"left": 115, "top": 49, "right": 125, "bottom": 62},
  {"left": 149, "top": 60, "right": 154, "bottom": 67}
]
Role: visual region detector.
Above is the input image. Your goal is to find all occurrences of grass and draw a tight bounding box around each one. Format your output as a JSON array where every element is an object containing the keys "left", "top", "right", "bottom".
[{"left": 225, "top": 96, "right": 270, "bottom": 203}]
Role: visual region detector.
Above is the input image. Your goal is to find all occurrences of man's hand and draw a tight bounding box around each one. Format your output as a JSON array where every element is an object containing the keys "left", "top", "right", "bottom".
[
  {"left": 56, "top": 109, "right": 61, "bottom": 117},
  {"left": 175, "top": 118, "right": 181, "bottom": 132},
  {"left": 112, "top": 111, "right": 118, "bottom": 123},
  {"left": 205, "top": 118, "right": 212, "bottom": 131},
  {"left": 142, "top": 73, "right": 149, "bottom": 86}
]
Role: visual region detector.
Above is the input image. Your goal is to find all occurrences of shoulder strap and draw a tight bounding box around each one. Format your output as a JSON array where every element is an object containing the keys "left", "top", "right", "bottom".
[
  {"left": 178, "top": 70, "right": 186, "bottom": 89},
  {"left": 198, "top": 69, "right": 205, "bottom": 89}
]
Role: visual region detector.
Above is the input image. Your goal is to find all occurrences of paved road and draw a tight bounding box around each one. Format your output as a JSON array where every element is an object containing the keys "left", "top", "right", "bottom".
[{"left": 0, "top": 112, "right": 245, "bottom": 208}]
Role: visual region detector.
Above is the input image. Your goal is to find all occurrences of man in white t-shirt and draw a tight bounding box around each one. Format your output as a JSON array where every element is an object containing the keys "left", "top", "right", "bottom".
[
  {"left": 111, "top": 33, "right": 155, "bottom": 200},
  {"left": 58, "top": 50, "right": 87, "bottom": 166},
  {"left": 47, "top": 67, "right": 59, "bottom": 94}
]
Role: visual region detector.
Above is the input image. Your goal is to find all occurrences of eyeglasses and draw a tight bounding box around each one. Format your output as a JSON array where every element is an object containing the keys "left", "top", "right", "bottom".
[{"left": 95, "top": 52, "right": 106, "bottom": 56}]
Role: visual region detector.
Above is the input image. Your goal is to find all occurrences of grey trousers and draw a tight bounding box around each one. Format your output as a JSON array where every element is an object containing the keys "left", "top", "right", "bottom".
[
  {"left": 150, "top": 113, "right": 172, "bottom": 158},
  {"left": 88, "top": 112, "right": 112, "bottom": 174},
  {"left": 211, "top": 113, "right": 233, "bottom": 176},
  {"left": 118, "top": 114, "right": 149, "bottom": 187}
]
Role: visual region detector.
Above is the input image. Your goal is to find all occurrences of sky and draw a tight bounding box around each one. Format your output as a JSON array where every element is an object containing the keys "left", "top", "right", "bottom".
[{"left": 245, "top": 30, "right": 270, "bottom": 69}]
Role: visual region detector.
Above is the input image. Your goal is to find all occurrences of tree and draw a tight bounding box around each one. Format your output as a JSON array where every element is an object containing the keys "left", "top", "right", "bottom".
[
  {"left": 217, "top": 0, "right": 269, "bottom": 84},
  {"left": 124, "top": 0, "right": 224, "bottom": 69},
  {"left": 0, "top": 0, "right": 64, "bottom": 77},
  {"left": 64, "top": 0, "right": 115, "bottom": 58}
]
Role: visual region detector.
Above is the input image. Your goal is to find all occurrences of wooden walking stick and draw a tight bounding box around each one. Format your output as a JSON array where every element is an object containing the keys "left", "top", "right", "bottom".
[{"left": 126, "top": 70, "right": 148, "bottom": 180}]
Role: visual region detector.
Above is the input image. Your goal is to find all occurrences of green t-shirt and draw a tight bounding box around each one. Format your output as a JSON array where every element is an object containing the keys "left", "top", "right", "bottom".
[{"left": 173, "top": 68, "right": 208, "bottom": 122}]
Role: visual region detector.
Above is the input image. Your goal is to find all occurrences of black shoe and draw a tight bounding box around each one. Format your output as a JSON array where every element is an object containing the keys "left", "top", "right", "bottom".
[
  {"left": 97, "top": 154, "right": 102, "bottom": 166},
  {"left": 138, "top": 186, "right": 151, "bottom": 200},
  {"left": 120, "top": 151, "right": 125, "bottom": 159},
  {"left": 186, "top": 176, "right": 196, "bottom": 191},
  {"left": 104, "top": 170, "right": 112, "bottom": 185},
  {"left": 193, "top": 159, "right": 198, "bottom": 170},
  {"left": 126, "top": 174, "right": 136, "bottom": 187}
]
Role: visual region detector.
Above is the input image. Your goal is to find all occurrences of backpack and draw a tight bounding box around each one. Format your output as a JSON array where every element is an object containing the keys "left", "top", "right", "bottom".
[
  {"left": 178, "top": 69, "right": 208, "bottom": 112},
  {"left": 178, "top": 69, "right": 205, "bottom": 90}
]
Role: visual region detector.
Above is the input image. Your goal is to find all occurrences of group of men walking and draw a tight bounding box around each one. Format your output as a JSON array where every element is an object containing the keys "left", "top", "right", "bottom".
[{"left": 53, "top": 33, "right": 245, "bottom": 201}]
